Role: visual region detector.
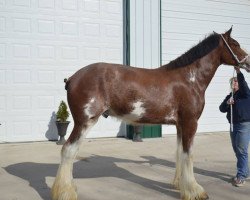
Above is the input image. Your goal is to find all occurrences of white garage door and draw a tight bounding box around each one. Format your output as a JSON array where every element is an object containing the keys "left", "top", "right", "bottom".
[
  {"left": 161, "top": 0, "right": 250, "bottom": 133},
  {"left": 0, "top": 0, "right": 123, "bottom": 142}
]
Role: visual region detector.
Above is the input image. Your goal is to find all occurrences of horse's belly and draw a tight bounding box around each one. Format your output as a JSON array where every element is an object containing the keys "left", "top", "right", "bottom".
[
  {"left": 109, "top": 98, "right": 177, "bottom": 125},
  {"left": 110, "top": 100, "right": 147, "bottom": 124},
  {"left": 111, "top": 108, "right": 175, "bottom": 125}
]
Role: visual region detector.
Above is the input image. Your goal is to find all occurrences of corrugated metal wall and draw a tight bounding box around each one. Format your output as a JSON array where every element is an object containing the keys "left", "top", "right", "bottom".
[{"left": 161, "top": 0, "right": 250, "bottom": 133}]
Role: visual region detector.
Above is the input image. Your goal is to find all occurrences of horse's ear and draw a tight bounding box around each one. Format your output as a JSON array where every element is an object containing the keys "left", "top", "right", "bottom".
[{"left": 225, "top": 26, "right": 233, "bottom": 37}]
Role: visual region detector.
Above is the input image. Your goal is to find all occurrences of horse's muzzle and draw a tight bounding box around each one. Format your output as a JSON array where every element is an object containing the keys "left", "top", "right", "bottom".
[{"left": 240, "top": 55, "right": 250, "bottom": 72}]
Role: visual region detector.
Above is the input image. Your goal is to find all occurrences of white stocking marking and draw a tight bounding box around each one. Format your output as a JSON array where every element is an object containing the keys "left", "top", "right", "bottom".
[
  {"left": 173, "top": 138, "right": 182, "bottom": 189},
  {"left": 179, "top": 149, "right": 206, "bottom": 200}
]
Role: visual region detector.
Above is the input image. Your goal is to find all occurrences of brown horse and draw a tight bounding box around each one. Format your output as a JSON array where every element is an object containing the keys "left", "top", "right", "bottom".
[{"left": 51, "top": 28, "right": 250, "bottom": 200}]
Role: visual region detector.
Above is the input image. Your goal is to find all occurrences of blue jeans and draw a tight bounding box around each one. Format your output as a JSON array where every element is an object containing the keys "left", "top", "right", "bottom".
[{"left": 230, "top": 122, "right": 250, "bottom": 180}]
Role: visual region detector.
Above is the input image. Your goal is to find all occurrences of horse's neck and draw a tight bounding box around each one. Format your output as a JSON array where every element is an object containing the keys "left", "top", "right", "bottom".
[{"left": 193, "top": 49, "right": 221, "bottom": 93}]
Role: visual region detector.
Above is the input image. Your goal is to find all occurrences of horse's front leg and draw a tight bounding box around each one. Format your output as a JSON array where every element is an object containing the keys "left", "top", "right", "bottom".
[
  {"left": 179, "top": 120, "right": 209, "bottom": 200},
  {"left": 173, "top": 131, "right": 182, "bottom": 189}
]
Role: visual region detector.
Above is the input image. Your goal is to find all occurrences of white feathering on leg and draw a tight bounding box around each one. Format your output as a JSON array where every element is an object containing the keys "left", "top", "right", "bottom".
[{"left": 179, "top": 149, "right": 207, "bottom": 200}]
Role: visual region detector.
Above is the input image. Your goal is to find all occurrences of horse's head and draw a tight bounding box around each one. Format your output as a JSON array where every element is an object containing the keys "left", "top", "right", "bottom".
[{"left": 220, "top": 27, "right": 250, "bottom": 72}]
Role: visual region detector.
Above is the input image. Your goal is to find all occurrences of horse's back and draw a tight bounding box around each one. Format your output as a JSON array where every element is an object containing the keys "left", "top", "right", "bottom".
[{"left": 67, "top": 62, "right": 162, "bottom": 91}]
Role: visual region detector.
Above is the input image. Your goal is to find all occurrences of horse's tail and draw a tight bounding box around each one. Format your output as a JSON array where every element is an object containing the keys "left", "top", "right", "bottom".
[{"left": 64, "top": 78, "right": 70, "bottom": 90}]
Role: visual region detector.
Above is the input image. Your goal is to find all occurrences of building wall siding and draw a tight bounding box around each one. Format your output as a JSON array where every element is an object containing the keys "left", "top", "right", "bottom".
[
  {"left": 0, "top": 0, "right": 123, "bottom": 142},
  {"left": 161, "top": 0, "right": 250, "bottom": 134}
]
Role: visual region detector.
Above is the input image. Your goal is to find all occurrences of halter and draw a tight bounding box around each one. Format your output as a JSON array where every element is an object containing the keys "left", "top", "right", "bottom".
[
  {"left": 220, "top": 34, "right": 249, "bottom": 69},
  {"left": 220, "top": 34, "right": 240, "bottom": 132}
]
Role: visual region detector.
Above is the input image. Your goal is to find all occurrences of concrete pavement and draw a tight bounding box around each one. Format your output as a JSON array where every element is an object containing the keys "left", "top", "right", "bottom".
[{"left": 0, "top": 132, "right": 249, "bottom": 200}]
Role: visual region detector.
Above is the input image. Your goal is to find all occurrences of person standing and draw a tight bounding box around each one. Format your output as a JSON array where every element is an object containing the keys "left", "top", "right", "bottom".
[{"left": 219, "top": 67, "right": 250, "bottom": 187}]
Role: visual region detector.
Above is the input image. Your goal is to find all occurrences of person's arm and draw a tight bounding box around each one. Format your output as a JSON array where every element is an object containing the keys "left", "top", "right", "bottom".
[
  {"left": 236, "top": 68, "right": 250, "bottom": 96},
  {"left": 219, "top": 94, "right": 231, "bottom": 113}
]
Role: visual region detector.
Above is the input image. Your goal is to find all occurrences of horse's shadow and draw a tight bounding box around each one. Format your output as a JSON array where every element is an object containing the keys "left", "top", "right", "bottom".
[
  {"left": 141, "top": 156, "right": 232, "bottom": 182},
  {"left": 4, "top": 155, "right": 232, "bottom": 200}
]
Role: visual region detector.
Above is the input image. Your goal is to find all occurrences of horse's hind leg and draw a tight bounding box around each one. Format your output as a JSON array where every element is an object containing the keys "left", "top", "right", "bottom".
[
  {"left": 51, "top": 99, "right": 100, "bottom": 200},
  {"left": 51, "top": 118, "right": 97, "bottom": 200}
]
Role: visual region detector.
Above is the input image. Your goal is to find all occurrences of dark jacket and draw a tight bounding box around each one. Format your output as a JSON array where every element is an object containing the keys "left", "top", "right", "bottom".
[{"left": 219, "top": 72, "right": 250, "bottom": 124}]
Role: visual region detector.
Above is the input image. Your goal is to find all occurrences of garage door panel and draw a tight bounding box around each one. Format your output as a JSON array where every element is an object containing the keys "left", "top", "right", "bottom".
[
  {"left": 162, "top": 18, "right": 233, "bottom": 35},
  {"left": 162, "top": 0, "right": 250, "bottom": 133},
  {"left": 162, "top": 7, "right": 250, "bottom": 23},
  {"left": 162, "top": 5, "right": 250, "bottom": 21},
  {"left": 162, "top": 32, "right": 203, "bottom": 42},
  {"left": 0, "top": 0, "right": 123, "bottom": 142},
  {"left": 206, "top": 83, "right": 230, "bottom": 93},
  {"left": 162, "top": 0, "right": 250, "bottom": 13}
]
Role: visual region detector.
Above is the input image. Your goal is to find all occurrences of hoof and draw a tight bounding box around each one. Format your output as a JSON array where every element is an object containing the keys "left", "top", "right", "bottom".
[
  {"left": 195, "top": 192, "right": 209, "bottom": 200},
  {"left": 181, "top": 192, "right": 209, "bottom": 200},
  {"left": 172, "top": 179, "right": 180, "bottom": 190},
  {"left": 51, "top": 183, "right": 77, "bottom": 200},
  {"left": 200, "top": 192, "right": 209, "bottom": 200}
]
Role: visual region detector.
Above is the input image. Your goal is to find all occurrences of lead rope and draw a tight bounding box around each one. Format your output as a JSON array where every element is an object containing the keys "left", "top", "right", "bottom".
[{"left": 230, "top": 69, "right": 236, "bottom": 132}]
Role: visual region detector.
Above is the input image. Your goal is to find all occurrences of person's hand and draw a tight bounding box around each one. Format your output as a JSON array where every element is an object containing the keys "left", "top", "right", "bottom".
[
  {"left": 227, "top": 97, "right": 234, "bottom": 105},
  {"left": 234, "top": 66, "right": 240, "bottom": 73}
]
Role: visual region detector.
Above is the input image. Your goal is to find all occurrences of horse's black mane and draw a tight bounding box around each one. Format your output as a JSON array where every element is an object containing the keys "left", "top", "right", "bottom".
[{"left": 164, "top": 33, "right": 220, "bottom": 69}]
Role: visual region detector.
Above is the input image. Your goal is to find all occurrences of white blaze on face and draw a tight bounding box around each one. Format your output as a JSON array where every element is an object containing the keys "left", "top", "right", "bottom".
[
  {"left": 84, "top": 98, "right": 95, "bottom": 118},
  {"left": 124, "top": 101, "right": 146, "bottom": 121}
]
